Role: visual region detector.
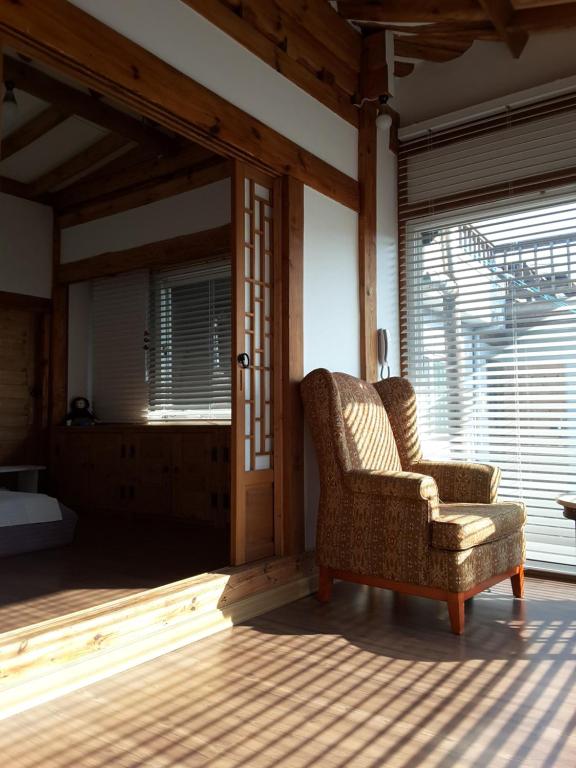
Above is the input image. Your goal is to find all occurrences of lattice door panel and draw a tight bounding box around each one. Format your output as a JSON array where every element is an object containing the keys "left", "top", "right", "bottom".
[
  {"left": 242, "top": 176, "right": 275, "bottom": 472},
  {"left": 232, "top": 164, "right": 282, "bottom": 565}
]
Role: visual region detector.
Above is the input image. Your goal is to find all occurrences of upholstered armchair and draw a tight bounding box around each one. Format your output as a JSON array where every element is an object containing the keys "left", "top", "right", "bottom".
[{"left": 301, "top": 369, "right": 526, "bottom": 634}]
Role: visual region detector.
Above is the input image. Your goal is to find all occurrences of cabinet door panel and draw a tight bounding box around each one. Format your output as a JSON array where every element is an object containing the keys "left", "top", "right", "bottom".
[
  {"left": 89, "top": 432, "right": 124, "bottom": 513},
  {"left": 128, "top": 432, "right": 172, "bottom": 516},
  {"left": 52, "top": 432, "right": 93, "bottom": 511}
]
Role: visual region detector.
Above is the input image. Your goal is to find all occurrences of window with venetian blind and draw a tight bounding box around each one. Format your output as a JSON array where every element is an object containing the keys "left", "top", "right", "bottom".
[
  {"left": 399, "top": 92, "right": 576, "bottom": 572},
  {"left": 91, "top": 258, "right": 232, "bottom": 423}
]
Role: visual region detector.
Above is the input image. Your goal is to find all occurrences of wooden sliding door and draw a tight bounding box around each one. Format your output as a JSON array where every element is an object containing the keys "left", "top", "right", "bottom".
[{"left": 231, "top": 162, "right": 282, "bottom": 565}]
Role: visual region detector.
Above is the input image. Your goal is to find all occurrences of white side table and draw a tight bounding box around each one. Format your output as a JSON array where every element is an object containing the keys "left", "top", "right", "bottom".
[
  {"left": 556, "top": 495, "right": 576, "bottom": 536},
  {"left": 0, "top": 465, "right": 46, "bottom": 493}
]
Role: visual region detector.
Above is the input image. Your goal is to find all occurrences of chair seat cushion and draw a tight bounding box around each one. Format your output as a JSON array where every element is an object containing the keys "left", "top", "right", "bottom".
[{"left": 431, "top": 502, "right": 526, "bottom": 551}]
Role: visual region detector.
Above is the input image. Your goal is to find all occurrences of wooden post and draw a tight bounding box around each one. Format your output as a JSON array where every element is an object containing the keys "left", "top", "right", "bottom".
[
  {"left": 49, "top": 222, "right": 68, "bottom": 426},
  {"left": 281, "top": 175, "right": 305, "bottom": 556},
  {"left": 0, "top": 49, "right": 3, "bottom": 159},
  {"left": 358, "top": 101, "right": 378, "bottom": 382}
]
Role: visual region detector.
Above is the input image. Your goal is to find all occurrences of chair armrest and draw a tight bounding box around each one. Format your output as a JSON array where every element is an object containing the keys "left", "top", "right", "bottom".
[
  {"left": 344, "top": 469, "right": 438, "bottom": 504},
  {"left": 409, "top": 460, "right": 501, "bottom": 504}
]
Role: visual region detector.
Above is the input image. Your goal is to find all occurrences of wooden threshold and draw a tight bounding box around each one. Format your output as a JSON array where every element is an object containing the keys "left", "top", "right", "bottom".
[{"left": 0, "top": 553, "right": 317, "bottom": 722}]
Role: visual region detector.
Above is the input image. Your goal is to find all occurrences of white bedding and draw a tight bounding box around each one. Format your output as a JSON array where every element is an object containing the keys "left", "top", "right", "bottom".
[{"left": 0, "top": 490, "right": 62, "bottom": 528}]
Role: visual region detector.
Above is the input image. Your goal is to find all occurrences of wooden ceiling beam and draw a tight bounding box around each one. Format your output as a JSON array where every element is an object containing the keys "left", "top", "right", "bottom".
[
  {"left": 274, "top": 0, "right": 362, "bottom": 72},
  {"left": 477, "top": 0, "right": 528, "bottom": 57},
  {"left": 394, "top": 61, "right": 415, "bottom": 78},
  {"left": 1, "top": 105, "right": 68, "bottom": 159},
  {"left": 57, "top": 224, "right": 231, "bottom": 284},
  {"left": 512, "top": 4, "right": 576, "bottom": 32},
  {"left": 29, "top": 133, "right": 133, "bottom": 197},
  {"left": 53, "top": 142, "right": 216, "bottom": 212},
  {"left": 394, "top": 36, "right": 473, "bottom": 62},
  {"left": 360, "top": 30, "right": 390, "bottom": 101},
  {"left": 181, "top": 0, "right": 359, "bottom": 125},
  {"left": 3, "top": 56, "right": 175, "bottom": 152},
  {"left": 57, "top": 158, "right": 231, "bottom": 228},
  {"left": 337, "top": 1, "right": 488, "bottom": 23},
  {"left": 0, "top": 175, "right": 36, "bottom": 201}
]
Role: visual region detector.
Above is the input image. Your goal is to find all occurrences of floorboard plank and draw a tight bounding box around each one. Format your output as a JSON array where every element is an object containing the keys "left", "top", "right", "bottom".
[{"left": 0, "top": 577, "right": 574, "bottom": 767}]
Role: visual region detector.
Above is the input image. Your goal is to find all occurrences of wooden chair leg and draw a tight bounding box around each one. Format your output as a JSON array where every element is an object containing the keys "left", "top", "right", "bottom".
[
  {"left": 447, "top": 595, "right": 465, "bottom": 635},
  {"left": 317, "top": 566, "right": 333, "bottom": 603},
  {"left": 510, "top": 566, "right": 524, "bottom": 598}
]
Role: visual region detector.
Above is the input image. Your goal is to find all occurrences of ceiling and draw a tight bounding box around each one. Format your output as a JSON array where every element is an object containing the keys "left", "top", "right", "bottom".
[
  {"left": 334, "top": 0, "right": 576, "bottom": 75},
  {"left": 0, "top": 53, "right": 222, "bottom": 218}
]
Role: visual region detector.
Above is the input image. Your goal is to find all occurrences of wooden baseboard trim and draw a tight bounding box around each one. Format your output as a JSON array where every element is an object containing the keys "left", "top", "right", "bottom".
[{"left": 0, "top": 553, "right": 316, "bottom": 722}]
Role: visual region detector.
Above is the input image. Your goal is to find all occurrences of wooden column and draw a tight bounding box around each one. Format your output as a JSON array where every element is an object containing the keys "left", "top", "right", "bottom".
[
  {"left": 49, "top": 222, "right": 68, "bottom": 426},
  {"left": 358, "top": 101, "right": 378, "bottom": 382},
  {"left": 0, "top": 50, "right": 3, "bottom": 157},
  {"left": 281, "top": 176, "right": 305, "bottom": 556}
]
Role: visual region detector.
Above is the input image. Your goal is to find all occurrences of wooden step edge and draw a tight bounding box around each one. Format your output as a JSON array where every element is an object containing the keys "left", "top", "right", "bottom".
[
  {"left": 0, "top": 581, "right": 233, "bottom": 673},
  {"left": 0, "top": 573, "right": 318, "bottom": 722},
  {"left": 0, "top": 552, "right": 314, "bottom": 647},
  {"left": 0, "top": 553, "right": 316, "bottom": 685}
]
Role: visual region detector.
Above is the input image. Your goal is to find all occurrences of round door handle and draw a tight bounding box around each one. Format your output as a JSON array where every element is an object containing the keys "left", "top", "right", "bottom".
[{"left": 237, "top": 352, "right": 250, "bottom": 369}]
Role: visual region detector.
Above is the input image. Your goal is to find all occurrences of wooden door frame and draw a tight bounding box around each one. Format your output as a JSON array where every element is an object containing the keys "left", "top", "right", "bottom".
[{"left": 0, "top": 3, "right": 308, "bottom": 562}]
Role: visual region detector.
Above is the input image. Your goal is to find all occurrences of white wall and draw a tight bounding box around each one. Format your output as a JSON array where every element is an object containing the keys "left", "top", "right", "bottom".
[
  {"left": 395, "top": 29, "right": 576, "bottom": 127},
  {"left": 303, "top": 186, "right": 359, "bottom": 548},
  {"left": 62, "top": 179, "right": 231, "bottom": 263},
  {"left": 0, "top": 193, "right": 52, "bottom": 298},
  {"left": 68, "top": 0, "right": 357, "bottom": 179}
]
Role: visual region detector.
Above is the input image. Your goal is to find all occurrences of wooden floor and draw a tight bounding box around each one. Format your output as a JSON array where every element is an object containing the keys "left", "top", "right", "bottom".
[
  {"left": 0, "top": 517, "right": 229, "bottom": 633},
  {"left": 0, "top": 576, "right": 574, "bottom": 767}
]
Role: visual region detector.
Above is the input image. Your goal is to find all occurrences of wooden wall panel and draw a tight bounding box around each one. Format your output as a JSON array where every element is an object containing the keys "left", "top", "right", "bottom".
[{"left": 0, "top": 308, "right": 37, "bottom": 463}]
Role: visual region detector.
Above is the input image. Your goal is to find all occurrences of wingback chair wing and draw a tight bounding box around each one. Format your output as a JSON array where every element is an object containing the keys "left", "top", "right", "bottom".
[{"left": 301, "top": 369, "right": 526, "bottom": 634}]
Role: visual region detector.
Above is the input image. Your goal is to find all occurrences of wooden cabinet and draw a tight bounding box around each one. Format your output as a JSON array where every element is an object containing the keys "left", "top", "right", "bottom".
[{"left": 51, "top": 425, "right": 230, "bottom": 526}]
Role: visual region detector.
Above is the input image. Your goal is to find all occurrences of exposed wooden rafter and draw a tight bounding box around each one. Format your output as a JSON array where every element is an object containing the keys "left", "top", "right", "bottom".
[
  {"left": 1, "top": 105, "right": 68, "bottom": 160},
  {"left": 53, "top": 143, "right": 216, "bottom": 212},
  {"left": 29, "top": 134, "right": 133, "bottom": 197},
  {"left": 478, "top": 0, "right": 527, "bottom": 57},
  {"left": 56, "top": 158, "right": 231, "bottom": 228},
  {"left": 512, "top": 3, "right": 576, "bottom": 32},
  {"left": 337, "top": 1, "right": 488, "bottom": 24},
  {"left": 3, "top": 56, "right": 176, "bottom": 153},
  {"left": 0, "top": 175, "right": 36, "bottom": 201}
]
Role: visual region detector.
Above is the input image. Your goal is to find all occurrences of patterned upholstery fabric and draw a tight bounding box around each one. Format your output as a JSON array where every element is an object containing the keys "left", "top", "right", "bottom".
[
  {"left": 410, "top": 460, "right": 501, "bottom": 504},
  {"left": 332, "top": 372, "right": 402, "bottom": 473},
  {"left": 374, "top": 377, "right": 422, "bottom": 468},
  {"left": 375, "top": 378, "right": 501, "bottom": 503},
  {"left": 301, "top": 368, "right": 526, "bottom": 595},
  {"left": 429, "top": 531, "right": 526, "bottom": 593},
  {"left": 432, "top": 502, "right": 526, "bottom": 551}
]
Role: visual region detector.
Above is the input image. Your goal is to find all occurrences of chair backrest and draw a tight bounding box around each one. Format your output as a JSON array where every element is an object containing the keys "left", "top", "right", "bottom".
[
  {"left": 301, "top": 369, "right": 402, "bottom": 480},
  {"left": 375, "top": 377, "right": 423, "bottom": 469}
]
